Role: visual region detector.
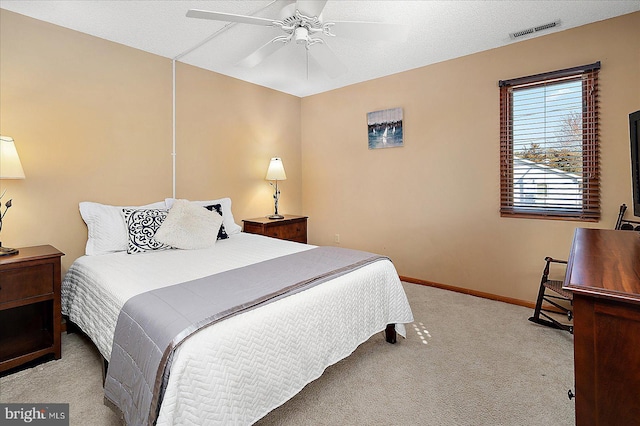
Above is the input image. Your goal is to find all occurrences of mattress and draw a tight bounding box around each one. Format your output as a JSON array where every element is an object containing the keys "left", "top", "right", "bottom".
[{"left": 62, "top": 232, "right": 413, "bottom": 425}]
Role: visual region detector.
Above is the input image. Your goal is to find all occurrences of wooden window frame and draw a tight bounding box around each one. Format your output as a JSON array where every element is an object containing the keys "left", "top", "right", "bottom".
[{"left": 499, "top": 62, "right": 601, "bottom": 221}]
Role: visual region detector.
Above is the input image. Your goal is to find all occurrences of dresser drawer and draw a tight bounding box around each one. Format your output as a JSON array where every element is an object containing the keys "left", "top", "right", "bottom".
[{"left": 0, "top": 263, "right": 54, "bottom": 304}]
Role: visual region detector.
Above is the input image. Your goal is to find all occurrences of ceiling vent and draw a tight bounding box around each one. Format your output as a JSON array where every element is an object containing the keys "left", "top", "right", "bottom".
[{"left": 510, "top": 20, "right": 561, "bottom": 40}]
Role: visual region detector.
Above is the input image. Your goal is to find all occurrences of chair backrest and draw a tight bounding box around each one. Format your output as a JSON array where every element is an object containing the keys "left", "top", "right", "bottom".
[{"left": 615, "top": 204, "right": 640, "bottom": 231}]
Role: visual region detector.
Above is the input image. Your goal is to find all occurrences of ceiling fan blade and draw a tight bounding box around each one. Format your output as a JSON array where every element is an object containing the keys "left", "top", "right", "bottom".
[
  {"left": 186, "top": 9, "right": 276, "bottom": 26},
  {"left": 309, "top": 42, "right": 347, "bottom": 78},
  {"left": 330, "top": 21, "right": 410, "bottom": 42},
  {"left": 237, "top": 39, "right": 287, "bottom": 68},
  {"left": 295, "top": 0, "right": 328, "bottom": 18}
]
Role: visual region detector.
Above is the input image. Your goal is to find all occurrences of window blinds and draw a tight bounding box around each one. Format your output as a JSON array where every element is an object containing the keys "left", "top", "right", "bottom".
[{"left": 499, "top": 62, "right": 600, "bottom": 220}]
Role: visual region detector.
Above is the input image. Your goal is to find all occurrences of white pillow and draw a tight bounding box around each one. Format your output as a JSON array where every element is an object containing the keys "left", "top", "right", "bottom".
[
  {"left": 79, "top": 200, "right": 166, "bottom": 256},
  {"left": 154, "top": 199, "right": 222, "bottom": 250},
  {"left": 164, "top": 197, "right": 242, "bottom": 235}
]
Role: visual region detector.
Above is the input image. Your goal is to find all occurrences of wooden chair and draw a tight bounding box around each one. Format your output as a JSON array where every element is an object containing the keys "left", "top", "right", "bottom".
[
  {"left": 615, "top": 204, "right": 640, "bottom": 230},
  {"left": 528, "top": 204, "right": 639, "bottom": 333},
  {"left": 529, "top": 256, "right": 573, "bottom": 333}
]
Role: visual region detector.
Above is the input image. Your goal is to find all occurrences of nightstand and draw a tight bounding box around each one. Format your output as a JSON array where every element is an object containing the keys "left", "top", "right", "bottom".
[
  {"left": 243, "top": 215, "right": 308, "bottom": 243},
  {"left": 0, "top": 245, "right": 64, "bottom": 373}
]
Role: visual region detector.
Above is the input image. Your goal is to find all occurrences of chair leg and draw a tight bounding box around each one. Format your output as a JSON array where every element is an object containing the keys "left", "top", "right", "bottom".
[
  {"left": 529, "top": 309, "right": 572, "bottom": 333},
  {"left": 529, "top": 280, "right": 547, "bottom": 323},
  {"left": 528, "top": 290, "right": 573, "bottom": 333},
  {"left": 528, "top": 298, "right": 563, "bottom": 330}
]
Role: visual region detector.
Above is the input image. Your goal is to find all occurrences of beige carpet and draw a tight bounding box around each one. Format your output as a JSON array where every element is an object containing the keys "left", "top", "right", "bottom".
[{"left": 0, "top": 283, "right": 575, "bottom": 425}]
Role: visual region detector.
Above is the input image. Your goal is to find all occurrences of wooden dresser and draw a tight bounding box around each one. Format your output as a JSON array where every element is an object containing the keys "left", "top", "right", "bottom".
[
  {"left": 242, "top": 215, "right": 308, "bottom": 243},
  {"left": 564, "top": 228, "right": 640, "bottom": 426},
  {"left": 0, "top": 245, "right": 64, "bottom": 373}
]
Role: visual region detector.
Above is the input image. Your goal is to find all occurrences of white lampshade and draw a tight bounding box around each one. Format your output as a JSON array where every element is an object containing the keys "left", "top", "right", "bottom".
[
  {"left": 265, "top": 157, "right": 287, "bottom": 181},
  {"left": 0, "top": 136, "right": 26, "bottom": 179}
]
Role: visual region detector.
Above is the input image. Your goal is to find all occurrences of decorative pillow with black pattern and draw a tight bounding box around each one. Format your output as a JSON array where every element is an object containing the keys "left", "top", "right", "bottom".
[
  {"left": 204, "top": 204, "right": 229, "bottom": 240},
  {"left": 123, "top": 208, "right": 172, "bottom": 254}
]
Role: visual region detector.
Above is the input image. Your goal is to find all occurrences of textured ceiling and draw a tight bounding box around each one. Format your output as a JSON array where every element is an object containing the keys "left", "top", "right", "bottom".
[{"left": 1, "top": 1, "right": 638, "bottom": 97}]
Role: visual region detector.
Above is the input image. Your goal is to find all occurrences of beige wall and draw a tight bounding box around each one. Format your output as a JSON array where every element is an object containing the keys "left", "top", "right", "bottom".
[
  {"left": 0, "top": 10, "right": 301, "bottom": 271},
  {"left": 301, "top": 12, "right": 640, "bottom": 303},
  {"left": 1, "top": 9, "right": 638, "bottom": 304},
  {"left": 175, "top": 63, "right": 301, "bottom": 218}
]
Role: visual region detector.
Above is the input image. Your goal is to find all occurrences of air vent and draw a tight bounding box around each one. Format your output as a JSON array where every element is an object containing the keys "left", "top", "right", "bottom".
[{"left": 510, "top": 20, "right": 561, "bottom": 40}]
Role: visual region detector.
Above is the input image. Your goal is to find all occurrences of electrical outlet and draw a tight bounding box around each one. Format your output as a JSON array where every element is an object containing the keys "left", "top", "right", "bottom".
[{"left": 334, "top": 234, "right": 340, "bottom": 244}]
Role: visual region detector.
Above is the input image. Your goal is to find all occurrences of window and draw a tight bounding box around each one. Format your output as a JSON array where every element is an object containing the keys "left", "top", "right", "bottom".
[{"left": 499, "top": 62, "right": 600, "bottom": 221}]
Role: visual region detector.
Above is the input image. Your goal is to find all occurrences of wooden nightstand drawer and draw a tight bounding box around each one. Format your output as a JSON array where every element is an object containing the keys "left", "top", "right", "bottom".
[
  {"left": 243, "top": 215, "right": 308, "bottom": 244},
  {"left": 265, "top": 222, "right": 306, "bottom": 241},
  {"left": 0, "top": 264, "right": 54, "bottom": 304}
]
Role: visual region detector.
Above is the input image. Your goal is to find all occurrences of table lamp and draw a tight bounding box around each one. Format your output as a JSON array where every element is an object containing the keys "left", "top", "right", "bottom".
[
  {"left": 265, "top": 157, "right": 286, "bottom": 219},
  {"left": 0, "top": 135, "right": 26, "bottom": 256}
]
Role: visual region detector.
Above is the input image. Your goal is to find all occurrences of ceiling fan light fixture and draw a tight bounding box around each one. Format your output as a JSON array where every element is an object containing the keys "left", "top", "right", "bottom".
[
  {"left": 187, "top": 0, "right": 402, "bottom": 78},
  {"left": 294, "top": 26, "right": 309, "bottom": 44}
]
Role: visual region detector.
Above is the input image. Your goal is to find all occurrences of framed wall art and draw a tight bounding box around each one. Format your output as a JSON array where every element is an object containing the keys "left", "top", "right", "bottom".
[{"left": 367, "top": 107, "right": 403, "bottom": 149}]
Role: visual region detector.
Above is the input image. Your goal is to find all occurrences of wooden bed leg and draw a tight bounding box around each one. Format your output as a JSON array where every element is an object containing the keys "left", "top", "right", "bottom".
[
  {"left": 65, "top": 317, "right": 80, "bottom": 334},
  {"left": 385, "top": 324, "right": 397, "bottom": 344},
  {"left": 102, "top": 358, "right": 108, "bottom": 387}
]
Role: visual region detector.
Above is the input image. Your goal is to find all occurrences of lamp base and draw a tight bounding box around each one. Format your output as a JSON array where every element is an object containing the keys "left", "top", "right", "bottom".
[
  {"left": 0, "top": 246, "right": 19, "bottom": 256},
  {"left": 268, "top": 214, "right": 285, "bottom": 220}
]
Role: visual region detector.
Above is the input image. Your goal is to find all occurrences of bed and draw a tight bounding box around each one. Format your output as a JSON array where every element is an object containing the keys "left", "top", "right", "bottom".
[{"left": 61, "top": 198, "right": 414, "bottom": 425}]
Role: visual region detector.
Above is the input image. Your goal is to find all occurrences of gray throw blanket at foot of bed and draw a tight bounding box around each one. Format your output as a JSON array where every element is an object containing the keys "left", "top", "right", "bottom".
[{"left": 104, "top": 246, "right": 388, "bottom": 426}]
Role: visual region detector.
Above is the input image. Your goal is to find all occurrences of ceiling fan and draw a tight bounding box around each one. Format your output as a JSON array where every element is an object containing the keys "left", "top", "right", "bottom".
[{"left": 186, "top": 0, "right": 409, "bottom": 78}]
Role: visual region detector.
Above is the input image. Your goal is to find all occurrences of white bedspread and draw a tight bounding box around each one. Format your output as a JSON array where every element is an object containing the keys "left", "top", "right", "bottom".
[{"left": 62, "top": 232, "right": 413, "bottom": 425}]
